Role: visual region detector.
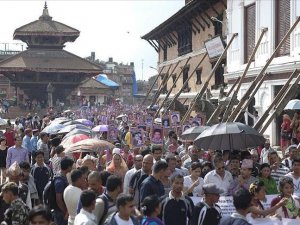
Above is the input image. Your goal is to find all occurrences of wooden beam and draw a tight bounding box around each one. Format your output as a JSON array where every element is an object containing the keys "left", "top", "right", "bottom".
[
  {"left": 192, "top": 15, "right": 205, "bottom": 31},
  {"left": 167, "top": 34, "right": 176, "bottom": 45},
  {"left": 147, "top": 40, "right": 158, "bottom": 52}
]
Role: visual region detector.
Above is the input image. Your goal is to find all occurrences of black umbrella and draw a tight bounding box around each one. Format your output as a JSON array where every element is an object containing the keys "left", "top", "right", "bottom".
[
  {"left": 194, "top": 122, "right": 265, "bottom": 150},
  {"left": 181, "top": 126, "right": 210, "bottom": 141}
]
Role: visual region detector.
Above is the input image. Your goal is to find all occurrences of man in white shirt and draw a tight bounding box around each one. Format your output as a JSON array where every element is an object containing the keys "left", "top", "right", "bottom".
[
  {"left": 123, "top": 154, "right": 143, "bottom": 194},
  {"left": 285, "top": 158, "right": 300, "bottom": 197},
  {"left": 260, "top": 141, "right": 274, "bottom": 164},
  {"left": 64, "top": 169, "right": 86, "bottom": 225},
  {"left": 74, "top": 190, "right": 97, "bottom": 225},
  {"left": 204, "top": 156, "right": 233, "bottom": 196}
]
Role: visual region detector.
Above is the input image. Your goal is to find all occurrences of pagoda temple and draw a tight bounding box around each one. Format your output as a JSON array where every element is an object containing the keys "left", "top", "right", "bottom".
[{"left": 0, "top": 3, "right": 102, "bottom": 105}]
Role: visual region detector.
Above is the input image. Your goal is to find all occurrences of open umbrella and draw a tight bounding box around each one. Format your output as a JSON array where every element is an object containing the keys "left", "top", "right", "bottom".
[
  {"left": 51, "top": 117, "right": 70, "bottom": 124},
  {"left": 284, "top": 99, "right": 300, "bottom": 110},
  {"left": 75, "top": 119, "right": 94, "bottom": 127},
  {"left": 63, "top": 121, "right": 83, "bottom": 126},
  {"left": 42, "top": 123, "right": 65, "bottom": 135},
  {"left": 92, "top": 125, "right": 108, "bottom": 132},
  {"left": 65, "top": 139, "right": 115, "bottom": 153},
  {"left": 194, "top": 122, "right": 265, "bottom": 150},
  {"left": 181, "top": 126, "right": 210, "bottom": 141},
  {"left": 0, "top": 118, "right": 7, "bottom": 126},
  {"left": 116, "top": 114, "right": 126, "bottom": 120},
  {"left": 63, "top": 128, "right": 93, "bottom": 139},
  {"left": 58, "top": 124, "right": 90, "bottom": 134},
  {"left": 61, "top": 134, "right": 90, "bottom": 148}
]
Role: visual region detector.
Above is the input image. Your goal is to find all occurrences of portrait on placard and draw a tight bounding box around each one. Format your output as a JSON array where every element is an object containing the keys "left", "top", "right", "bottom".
[
  {"left": 136, "top": 113, "right": 144, "bottom": 123},
  {"left": 108, "top": 125, "right": 118, "bottom": 142},
  {"left": 101, "top": 115, "right": 108, "bottom": 124},
  {"left": 191, "top": 118, "right": 200, "bottom": 127},
  {"left": 131, "top": 127, "right": 144, "bottom": 147},
  {"left": 151, "top": 125, "right": 163, "bottom": 144},
  {"left": 182, "top": 124, "right": 191, "bottom": 132},
  {"left": 146, "top": 116, "right": 153, "bottom": 126},
  {"left": 138, "top": 124, "right": 148, "bottom": 139},
  {"left": 110, "top": 112, "right": 116, "bottom": 121},
  {"left": 170, "top": 111, "right": 180, "bottom": 125},
  {"left": 162, "top": 116, "right": 170, "bottom": 128},
  {"left": 122, "top": 115, "right": 128, "bottom": 123}
]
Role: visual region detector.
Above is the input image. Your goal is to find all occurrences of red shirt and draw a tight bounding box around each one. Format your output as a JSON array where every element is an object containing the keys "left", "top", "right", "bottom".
[{"left": 4, "top": 131, "right": 15, "bottom": 147}]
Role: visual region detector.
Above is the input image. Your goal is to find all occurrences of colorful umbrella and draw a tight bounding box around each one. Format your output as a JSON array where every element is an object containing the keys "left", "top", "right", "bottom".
[
  {"left": 76, "top": 119, "right": 94, "bottom": 127},
  {"left": 42, "top": 123, "right": 65, "bottom": 135},
  {"left": 58, "top": 124, "right": 90, "bottom": 134},
  {"left": 92, "top": 125, "right": 108, "bottom": 132},
  {"left": 65, "top": 138, "right": 115, "bottom": 153},
  {"left": 63, "top": 128, "right": 93, "bottom": 139},
  {"left": 61, "top": 134, "right": 90, "bottom": 148}
]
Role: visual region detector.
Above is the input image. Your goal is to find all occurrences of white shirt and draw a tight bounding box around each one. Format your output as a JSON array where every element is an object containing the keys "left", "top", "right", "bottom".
[
  {"left": 64, "top": 185, "right": 82, "bottom": 225},
  {"left": 123, "top": 167, "right": 137, "bottom": 194},
  {"left": 260, "top": 147, "right": 273, "bottom": 164},
  {"left": 114, "top": 213, "right": 134, "bottom": 225},
  {"left": 74, "top": 209, "right": 97, "bottom": 225},
  {"left": 204, "top": 170, "right": 233, "bottom": 196},
  {"left": 286, "top": 172, "right": 300, "bottom": 197},
  {"left": 183, "top": 175, "right": 204, "bottom": 196}
]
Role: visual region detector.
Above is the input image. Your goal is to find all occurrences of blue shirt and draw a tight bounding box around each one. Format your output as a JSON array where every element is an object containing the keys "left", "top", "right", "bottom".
[
  {"left": 30, "top": 136, "right": 38, "bottom": 153},
  {"left": 6, "top": 146, "right": 29, "bottom": 168},
  {"left": 22, "top": 135, "right": 33, "bottom": 153}
]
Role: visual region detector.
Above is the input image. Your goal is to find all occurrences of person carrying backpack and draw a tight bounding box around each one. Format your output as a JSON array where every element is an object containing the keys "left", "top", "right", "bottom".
[
  {"left": 94, "top": 175, "right": 123, "bottom": 225},
  {"left": 104, "top": 194, "right": 139, "bottom": 225},
  {"left": 43, "top": 157, "right": 74, "bottom": 225}
]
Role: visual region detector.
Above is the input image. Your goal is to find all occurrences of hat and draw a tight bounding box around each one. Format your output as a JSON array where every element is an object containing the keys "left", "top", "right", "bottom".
[
  {"left": 203, "top": 183, "right": 224, "bottom": 194},
  {"left": 112, "top": 148, "right": 121, "bottom": 155},
  {"left": 241, "top": 159, "right": 253, "bottom": 169},
  {"left": 7, "top": 162, "right": 21, "bottom": 177}
]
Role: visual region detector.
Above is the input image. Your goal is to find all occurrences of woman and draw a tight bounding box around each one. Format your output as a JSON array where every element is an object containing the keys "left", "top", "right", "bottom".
[
  {"left": 281, "top": 114, "right": 292, "bottom": 153},
  {"left": 291, "top": 112, "right": 300, "bottom": 142},
  {"left": 183, "top": 162, "right": 204, "bottom": 196},
  {"left": 29, "top": 205, "right": 53, "bottom": 225},
  {"left": 258, "top": 163, "right": 278, "bottom": 195},
  {"left": 271, "top": 176, "right": 300, "bottom": 219},
  {"left": 141, "top": 195, "right": 165, "bottom": 225},
  {"left": 106, "top": 153, "right": 128, "bottom": 178},
  {"left": 248, "top": 181, "right": 286, "bottom": 219},
  {"left": 201, "top": 161, "right": 213, "bottom": 178},
  {"left": 0, "top": 137, "right": 7, "bottom": 184}
]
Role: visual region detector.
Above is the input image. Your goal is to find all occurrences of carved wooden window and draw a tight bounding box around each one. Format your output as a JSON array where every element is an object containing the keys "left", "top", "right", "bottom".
[
  {"left": 177, "top": 25, "right": 192, "bottom": 56},
  {"left": 276, "top": 0, "right": 290, "bottom": 56},
  {"left": 244, "top": 4, "right": 256, "bottom": 63}
]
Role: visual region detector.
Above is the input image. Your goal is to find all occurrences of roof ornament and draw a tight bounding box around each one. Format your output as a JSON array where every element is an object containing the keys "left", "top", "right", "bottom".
[{"left": 39, "top": 1, "right": 52, "bottom": 21}]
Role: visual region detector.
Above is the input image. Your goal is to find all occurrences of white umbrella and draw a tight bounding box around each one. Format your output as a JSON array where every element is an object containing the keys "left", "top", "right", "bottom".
[
  {"left": 284, "top": 99, "right": 300, "bottom": 110},
  {"left": 0, "top": 118, "right": 7, "bottom": 126}
]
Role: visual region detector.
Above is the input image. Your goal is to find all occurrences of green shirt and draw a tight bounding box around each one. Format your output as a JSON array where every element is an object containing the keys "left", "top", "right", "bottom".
[{"left": 259, "top": 177, "right": 278, "bottom": 195}]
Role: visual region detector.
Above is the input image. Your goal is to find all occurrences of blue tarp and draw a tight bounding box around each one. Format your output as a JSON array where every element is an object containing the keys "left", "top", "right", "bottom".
[
  {"left": 132, "top": 71, "right": 138, "bottom": 95},
  {"left": 96, "top": 74, "right": 120, "bottom": 90}
]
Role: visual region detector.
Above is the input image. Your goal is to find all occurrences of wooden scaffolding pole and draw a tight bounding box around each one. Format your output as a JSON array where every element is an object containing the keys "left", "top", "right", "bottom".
[{"left": 180, "top": 33, "right": 238, "bottom": 125}]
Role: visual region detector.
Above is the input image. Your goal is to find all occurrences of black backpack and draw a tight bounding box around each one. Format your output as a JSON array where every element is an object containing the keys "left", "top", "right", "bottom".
[
  {"left": 43, "top": 175, "right": 64, "bottom": 209},
  {"left": 98, "top": 194, "right": 110, "bottom": 225}
]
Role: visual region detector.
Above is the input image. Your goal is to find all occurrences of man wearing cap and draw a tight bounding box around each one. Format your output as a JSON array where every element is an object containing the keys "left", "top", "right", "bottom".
[
  {"left": 190, "top": 183, "right": 222, "bottom": 225},
  {"left": 228, "top": 159, "right": 258, "bottom": 195}
]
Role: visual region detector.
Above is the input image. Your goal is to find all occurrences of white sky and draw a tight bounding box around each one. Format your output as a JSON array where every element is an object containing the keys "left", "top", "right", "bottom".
[{"left": 0, "top": 0, "right": 184, "bottom": 80}]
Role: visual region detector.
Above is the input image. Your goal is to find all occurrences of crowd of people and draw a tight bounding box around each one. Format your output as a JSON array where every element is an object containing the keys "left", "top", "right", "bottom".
[{"left": 0, "top": 103, "right": 299, "bottom": 225}]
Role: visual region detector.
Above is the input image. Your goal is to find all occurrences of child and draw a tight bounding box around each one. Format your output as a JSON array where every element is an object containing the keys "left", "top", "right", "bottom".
[
  {"left": 28, "top": 205, "right": 53, "bottom": 225},
  {"left": 141, "top": 195, "right": 164, "bottom": 225},
  {"left": 271, "top": 176, "right": 300, "bottom": 219}
]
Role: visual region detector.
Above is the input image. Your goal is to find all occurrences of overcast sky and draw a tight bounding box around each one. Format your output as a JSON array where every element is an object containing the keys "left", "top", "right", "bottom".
[{"left": 0, "top": 0, "right": 184, "bottom": 80}]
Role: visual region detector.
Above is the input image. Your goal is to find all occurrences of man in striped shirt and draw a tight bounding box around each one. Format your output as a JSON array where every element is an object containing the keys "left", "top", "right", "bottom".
[{"left": 269, "top": 151, "right": 290, "bottom": 185}]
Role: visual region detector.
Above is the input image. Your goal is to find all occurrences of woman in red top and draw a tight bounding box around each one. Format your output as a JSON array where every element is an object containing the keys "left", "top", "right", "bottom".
[{"left": 281, "top": 114, "right": 292, "bottom": 153}]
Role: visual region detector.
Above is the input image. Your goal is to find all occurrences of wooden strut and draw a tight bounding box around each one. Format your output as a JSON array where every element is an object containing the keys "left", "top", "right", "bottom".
[
  {"left": 221, "top": 28, "right": 268, "bottom": 122},
  {"left": 180, "top": 33, "right": 238, "bottom": 125},
  {"left": 254, "top": 69, "right": 299, "bottom": 131},
  {"left": 150, "top": 60, "right": 181, "bottom": 107},
  {"left": 206, "top": 76, "right": 241, "bottom": 125},
  {"left": 162, "top": 52, "right": 208, "bottom": 118},
  {"left": 227, "top": 16, "right": 300, "bottom": 122},
  {"left": 155, "top": 57, "right": 192, "bottom": 117},
  {"left": 260, "top": 71, "right": 300, "bottom": 134},
  {"left": 142, "top": 65, "right": 166, "bottom": 105}
]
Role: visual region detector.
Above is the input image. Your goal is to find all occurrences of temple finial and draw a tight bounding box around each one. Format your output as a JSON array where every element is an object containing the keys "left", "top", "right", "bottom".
[
  {"left": 40, "top": 1, "right": 52, "bottom": 20},
  {"left": 44, "top": 1, "right": 47, "bottom": 10}
]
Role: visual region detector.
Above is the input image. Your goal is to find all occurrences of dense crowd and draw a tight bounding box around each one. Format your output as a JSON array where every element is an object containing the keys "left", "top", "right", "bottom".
[{"left": 0, "top": 103, "right": 300, "bottom": 225}]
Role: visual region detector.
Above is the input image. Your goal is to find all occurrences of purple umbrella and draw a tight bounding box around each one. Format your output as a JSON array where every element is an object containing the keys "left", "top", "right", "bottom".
[{"left": 75, "top": 119, "right": 94, "bottom": 127}]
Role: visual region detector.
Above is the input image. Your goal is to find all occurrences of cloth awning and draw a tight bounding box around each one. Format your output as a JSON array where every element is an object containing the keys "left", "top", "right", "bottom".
[{"left": 96, "top": 74, "right": 120, "bottom": 90}]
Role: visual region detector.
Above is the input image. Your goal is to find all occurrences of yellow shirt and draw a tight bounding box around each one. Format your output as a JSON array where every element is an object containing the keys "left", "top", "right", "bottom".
[{"left": 125, "top": 131, "right": 132, "bottom": 148}]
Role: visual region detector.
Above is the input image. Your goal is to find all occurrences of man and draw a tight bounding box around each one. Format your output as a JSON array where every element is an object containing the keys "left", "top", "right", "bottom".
[
  {"left": 160, "top": 174, "right": 194, "bottom": 225},
  {"left": 219, "top": 189, "right": 252, "bottom": 225},
  {"left": 6, "top": 136, "right": 29, "bottom": 168},
  {"left": 190, "top": 183, "right": 223, "bottom": 225},
  {"left": 123, "top": 154, "right": 143, "bottom": 194},
  {"left": 227, "top": 156, "right": 240, "bottom": 179},
  {"left": 87, "top": 171, "right": 104, "bottom": 196},
  {"left": 106, "top": 194, "right": 139, "bottom": 225},
  {"left": 204, "top": 156, "right": 233, "bottom": 196},
  {"left": 50, "top": 145, "right": 65, "bottom": 175},
  {"left": 269, "top": 151, "right": 290, "bottom": 185},
  {"left": 285, "top": 158, "right": 300, "bottom": 197},
  {"left": 2, "top": 182, "right": 29, "bottom": 225},
  {"left": 260, "top": 140, "right": 274, "bottom": 164},
  {"left": 183, "top": 145, "right": 203, "bottom": 170},
  {"left": 284, "top": 145, "right": 299, "bottom": 169},
  {"left": 229, "top": 159, "right": 258, "bottom": 195},
  {"left": 151, "top": 145, "right": 163, "bottom": 162},
  {"left": 4, "top": 127, "right": 15, "bottom": 148},
  {"left": 53, "top": 157, "right": 74, "bottom": 225},
  {"left": 166, "top": 154, "right": 183, "bottom": 177},
  {"left": 30, "top": 130, "right": 39, "bottom": 157},
  {"left": 37, "top": 132, "right": 50, "bottom": 164},
  {"left": 174, "top": 155, "right": 189, "bottom": 176},
  {"left": 74, "top": 190, "right": 97, "bottom": 225},
  {"left": 140, "top": 160, "right": 168, "bottom": 202},
  {"left": 22, "top": 129, "right": 33, "bottom": 160},
  {"left": 64, "top": 169, "right": 86, "bottom": 225},
  {"left": 31, "top": 151, "right": 52, "bottom": 203},
  {"left": 93, "top": 175, "right": 123, "bottom": 225}
]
